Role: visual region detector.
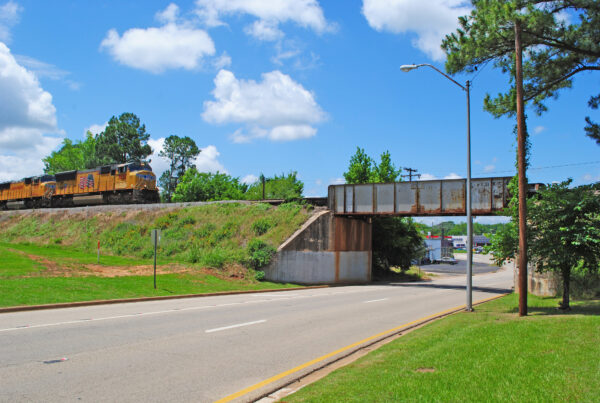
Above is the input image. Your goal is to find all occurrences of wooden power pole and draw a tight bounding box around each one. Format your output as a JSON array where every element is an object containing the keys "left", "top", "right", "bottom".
[
  {"left": 514, "top": 19, "right": 528, "bottom": 316},
  {"left": 402, "top": 167, "right": 421, "bottom": 182}
]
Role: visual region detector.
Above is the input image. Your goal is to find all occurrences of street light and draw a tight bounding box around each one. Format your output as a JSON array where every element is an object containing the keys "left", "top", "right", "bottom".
[{"left": 400, "top": 63, "right": 473, "bottom": 312}]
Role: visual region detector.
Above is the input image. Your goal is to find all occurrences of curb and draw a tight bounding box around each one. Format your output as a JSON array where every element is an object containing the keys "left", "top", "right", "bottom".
[{"left": 0, "top": 285, "right": 329, "bottom": 314}]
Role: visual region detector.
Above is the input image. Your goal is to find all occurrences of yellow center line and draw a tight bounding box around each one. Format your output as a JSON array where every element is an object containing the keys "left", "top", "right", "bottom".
[{"left": 214, "top": 293, "right": 507, "bottom": 403}]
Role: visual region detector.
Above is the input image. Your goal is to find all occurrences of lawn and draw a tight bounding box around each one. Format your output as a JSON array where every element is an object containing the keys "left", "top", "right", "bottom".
[
  {"left": 0, "top": 243, "right": 298, "bottom": 307},
  {"left": 0, "top": 203, "right": 312, "bottom": 307},
  {"left": 286, "top": 294, "right": 600, "bottom": 402}
]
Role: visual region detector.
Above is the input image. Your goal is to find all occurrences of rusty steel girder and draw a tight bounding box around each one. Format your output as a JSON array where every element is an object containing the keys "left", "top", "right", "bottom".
[{"left": 327, "top": 177, "right": 514, "bottom": 216}]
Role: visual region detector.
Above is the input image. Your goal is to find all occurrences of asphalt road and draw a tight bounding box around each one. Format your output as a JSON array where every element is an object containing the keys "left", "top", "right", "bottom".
[
  {"left": 0, "top": 265, "right": 513, "bottom": 402},
  {"left": 420, "top": 253, "right": 501, "bottom": 275}
]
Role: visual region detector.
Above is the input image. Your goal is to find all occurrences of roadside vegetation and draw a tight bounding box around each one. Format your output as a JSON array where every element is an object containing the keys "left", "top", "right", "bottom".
[
  {"left": 0, "top": 202, "right": 311, "bottom": 307},
  {"left": 343, "top": 147, "right": 424, "bottom": 275},
  {"left": 287, "top": 294, "right": 600, "bottom": 402}
]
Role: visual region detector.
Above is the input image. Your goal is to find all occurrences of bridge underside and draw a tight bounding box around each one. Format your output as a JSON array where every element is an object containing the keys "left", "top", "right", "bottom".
[{"left": 328, "top": 177, "right": 513, "bottom": 217}]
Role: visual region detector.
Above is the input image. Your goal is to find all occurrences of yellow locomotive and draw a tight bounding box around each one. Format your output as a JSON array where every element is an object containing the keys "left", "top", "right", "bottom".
[{"left": 0, "top": 162, "right": 159, "bottom": 209}]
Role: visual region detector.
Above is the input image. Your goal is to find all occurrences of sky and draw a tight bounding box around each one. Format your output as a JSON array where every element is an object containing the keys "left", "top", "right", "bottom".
[{"left": 0, "top": 0, "right": 598, "bottom": 224}]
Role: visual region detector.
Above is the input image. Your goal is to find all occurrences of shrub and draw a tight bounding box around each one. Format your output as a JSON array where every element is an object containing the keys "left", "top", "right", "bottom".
[
  {"left": 179, "top": 216, "right": 196, "bottom": 226},
  {"left": 254, "top": 270, "right": 266, "bottom": 281},
  {"left": 247, "top": 239, "right": 276, "bottom": 269},
  {"left": 251, "top": 218, "right": 273, "bottom": 236},
  {"left": 201, "top": 248, "right": 228, "bottom": 269}
]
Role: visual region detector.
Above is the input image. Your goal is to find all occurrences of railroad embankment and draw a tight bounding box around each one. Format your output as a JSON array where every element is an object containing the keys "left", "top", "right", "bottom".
[{"left": 0, "top": 202, "right": 315, "bottom": 307}]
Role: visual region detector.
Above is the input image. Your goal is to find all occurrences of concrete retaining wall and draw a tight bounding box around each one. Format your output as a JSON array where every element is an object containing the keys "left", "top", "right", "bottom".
[
  {"left": 513, "top": 260, "right": 559, "bottom": 297},
  {"left": 264, "top": 211, "right": 372, "bottom": 284}
]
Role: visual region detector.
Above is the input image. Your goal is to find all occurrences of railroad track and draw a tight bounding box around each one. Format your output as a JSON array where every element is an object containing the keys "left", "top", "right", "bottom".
[{"left": 0, "top": 197, "right": 328, "bottom": 214}]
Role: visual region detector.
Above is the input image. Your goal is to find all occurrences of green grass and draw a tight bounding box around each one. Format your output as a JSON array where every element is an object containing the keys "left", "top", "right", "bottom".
[
  {"left": 286, "top": 294, "right": 600, "bottom": 403},
  {"left": 0, "top": 202, "right": 311, "bottom": 307},
  {"left": 0, "top": 246, "right": 47, "bottom": 277},
  {"left": 1, "top": 243, "right": 149, "bottom": 267},
  {"left": 0, "top": 202, "right": 310, "bottom": 266},
  {"left": 0, "top": 274, "right": 299, "bottom": 307}
]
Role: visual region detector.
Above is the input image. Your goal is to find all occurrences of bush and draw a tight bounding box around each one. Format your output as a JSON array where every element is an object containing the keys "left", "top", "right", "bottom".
[
  {"left": 251, "top": 218, "right": 273, "bottom": 236},
  {"left": 201, "top": 248, "right": 228, "bottom": 269},
  {"left": 254, "top": 270, "right": 266, "bottom": 281},
  {"left": 247, "top": 239, "right": 276, "bottom": 269}
]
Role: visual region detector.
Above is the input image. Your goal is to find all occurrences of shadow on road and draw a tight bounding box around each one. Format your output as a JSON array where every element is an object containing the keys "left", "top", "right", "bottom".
[{"left": 383, "top": 282, "right": 513, "bottom": 294}]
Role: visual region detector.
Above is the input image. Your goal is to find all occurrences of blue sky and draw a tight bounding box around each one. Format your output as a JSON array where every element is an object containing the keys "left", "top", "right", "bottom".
[{"left": 0, "top": 0, "right": 598, "bottom": 224}]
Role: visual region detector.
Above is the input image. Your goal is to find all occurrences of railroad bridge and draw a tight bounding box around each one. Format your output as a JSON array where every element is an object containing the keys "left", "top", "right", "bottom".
[{"left": 264, "top": 177, "right": 520, "bottom": 284}]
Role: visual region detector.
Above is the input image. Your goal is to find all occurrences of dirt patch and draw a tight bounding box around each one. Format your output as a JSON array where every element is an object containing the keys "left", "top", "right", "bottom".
[
  {"left": 81, "top": 263, "right": 194, "bottom": 277},
  {"left": 415, "top": 367, "right": 436, "bottom": 373},
  {"left": 6, "top": 247, "right": 251, "bottom": 280}
]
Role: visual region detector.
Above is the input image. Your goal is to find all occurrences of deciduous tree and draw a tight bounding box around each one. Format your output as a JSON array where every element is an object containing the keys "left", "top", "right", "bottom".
[
  {"left": 95, "top": 113, "right": 152, "bottom": 164},
  {"left": 43, "top": 131, "right": 99, "bottom": 174},
  {"left": 171, "top": 168, "right": 247, "bottom": 202},
  {"left": 528, "top": 180, "right": 600, "bottom": 309},
  {"left": 158, "top": 135, "right": 200, "bottom": 202},
  {"left": 343, "top": 147, "right": 374, "bottom": 184},
  {"left": 245, "top": 172, "right": 304, "bottom": 201}
]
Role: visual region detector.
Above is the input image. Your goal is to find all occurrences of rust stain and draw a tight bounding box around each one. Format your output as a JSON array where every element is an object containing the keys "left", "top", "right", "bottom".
[{"left": 334, "top": 251, "right": 340, "bottom": 282}]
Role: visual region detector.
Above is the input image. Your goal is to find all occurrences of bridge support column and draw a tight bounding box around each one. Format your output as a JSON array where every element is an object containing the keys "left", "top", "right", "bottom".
[{"left": 264, "top": 211, "right": 372, "bottom": 284}]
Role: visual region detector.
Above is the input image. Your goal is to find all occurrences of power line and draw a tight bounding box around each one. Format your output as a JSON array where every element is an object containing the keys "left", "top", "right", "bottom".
[
  {"left": 475, "top": 160, "right": 600, "bottom": 175},
  {"left": 401, "top": 167, "right": 421, "bottom": 181}
]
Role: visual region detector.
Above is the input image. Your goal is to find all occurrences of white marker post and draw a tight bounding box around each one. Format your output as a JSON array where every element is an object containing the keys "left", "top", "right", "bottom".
[
  {"left": 97, "top": 240, "right": 100, "bottom": 264},
  {"left": 151, "top": 229, "right": 161, "bottom": 289}
]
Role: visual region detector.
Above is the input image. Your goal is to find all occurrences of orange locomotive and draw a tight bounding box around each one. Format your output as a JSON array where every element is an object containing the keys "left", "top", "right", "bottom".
[{"left": 0, "top": 162, "right": 159, "bottom": 210}]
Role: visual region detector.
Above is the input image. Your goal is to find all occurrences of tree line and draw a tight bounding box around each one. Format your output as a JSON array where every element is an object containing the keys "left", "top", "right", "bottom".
[{"left": 42, "top": 112, "right": 303, "bottom": 203}]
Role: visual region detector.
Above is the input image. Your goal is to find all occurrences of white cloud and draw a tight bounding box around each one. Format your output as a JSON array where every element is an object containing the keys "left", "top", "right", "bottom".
[
  {"left": 329, "top": 177, "right": 345, "bottom": 185},
  {"left": 241, "top": 174, "right": 258, "bottom": 185},
  {"left": 444, "top": 173, "right": 462, "bottom": 179},
  {"left": 483, "top": 164, "right": 495, "bottom": 173},
  {"left": 203, "top": 69, "right": 325, "bottom": 142},
  {"left": 362, "top": 0, "right": 471, "bottom": 61},
  {"left": 0, "top": 42, "right": 62, "bottom": 181},
  {"left": 147, "top": 137, "right": 170, "bottom": 179},
  {"left": 195, "top": 0, "right": 334, "bottom": 40},
  {"left": 14, "top": 55, "right": 81, "bottom": 91},
  {"left": 419, "top": 173, "right": 437, "bottom": 181},
  {"left": 212, "top": 51, "right": 231, "bottom": 69},
  {"left": 156, "top": 3, "right": 180, "bottom": 24},
  {"left": 582, "top": 173, "right": 600, "bottom": 183},
  {"left": 84, "top": 122, "right": 108, "bottom": 136},
  {"left": 244, "top": 19, "right": 283, "bottom": 41},
  {"left": 100, "top": 4, "right": 215, "bottom": 74},
  {"left": 533, "top": 125, "right": 545, "bottom": 134},
  {"left": 0, "top": 0, "right": 21, "bottom": 43},
  {"left": 195, "top": 144, "right": 226, "bottom": 173}
]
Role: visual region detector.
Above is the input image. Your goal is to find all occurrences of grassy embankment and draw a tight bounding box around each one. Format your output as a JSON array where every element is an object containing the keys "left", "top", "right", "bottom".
[
  {"left": 287, "top": 293, "right": 600, "bottom": 402},
  {"left": 0, "top": 202, "right": 311, "bottom": 307}
]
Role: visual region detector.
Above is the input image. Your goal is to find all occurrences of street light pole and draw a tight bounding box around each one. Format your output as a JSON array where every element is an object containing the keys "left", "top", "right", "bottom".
[{"left": 400, "top": 64, "right": 474, "bottom": 311}]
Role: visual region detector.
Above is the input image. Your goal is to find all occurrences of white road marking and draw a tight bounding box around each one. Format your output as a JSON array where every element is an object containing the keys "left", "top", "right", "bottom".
[
  {"left": 364, "top": 298, "right": 389, "bottom": 303},
  {"left": 0, "top": 285, "right": 427, "bottom": 333},
  {"left": 205, "top": 319, "right": 266, "bottom": 333}
]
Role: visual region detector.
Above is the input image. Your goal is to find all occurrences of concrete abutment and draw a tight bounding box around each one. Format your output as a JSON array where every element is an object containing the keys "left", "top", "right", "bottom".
[{"left": 264, "top": 211, "right": 372, "bottom": 284}]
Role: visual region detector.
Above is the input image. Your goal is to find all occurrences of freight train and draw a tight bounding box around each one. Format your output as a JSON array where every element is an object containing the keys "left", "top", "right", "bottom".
[{"left": 0, "top": 162, "right": 159, "bottom": 210}]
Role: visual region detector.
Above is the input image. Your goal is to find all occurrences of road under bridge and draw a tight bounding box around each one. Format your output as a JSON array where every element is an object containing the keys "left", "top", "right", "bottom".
[{"left": 266, "top": 176, "right": 534, "bottom": 285}]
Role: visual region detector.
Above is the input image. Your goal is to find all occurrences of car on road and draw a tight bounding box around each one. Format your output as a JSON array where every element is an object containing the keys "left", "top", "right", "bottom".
[{"left": 439, "top": 257, "right": 458, "bottom": 265}]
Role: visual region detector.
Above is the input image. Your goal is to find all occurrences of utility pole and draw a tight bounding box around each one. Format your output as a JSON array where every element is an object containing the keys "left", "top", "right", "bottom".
[
  {"left": 260, "top": 174, "right": 266, "bottom": 200},
  {"left": 515, "top": 19, "right": 528, "bottom": 316},
  {"left": 401, "top": 167, "right": 421, "bottom": 182}
]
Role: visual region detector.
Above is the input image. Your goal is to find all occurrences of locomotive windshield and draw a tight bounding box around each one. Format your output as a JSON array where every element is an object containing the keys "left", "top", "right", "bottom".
[
  {"left": 127, "top": 163, "right": 152, "bottom": 172},
  {"left": 40, "top": 175, "right": 55, "bottom": 182}
]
